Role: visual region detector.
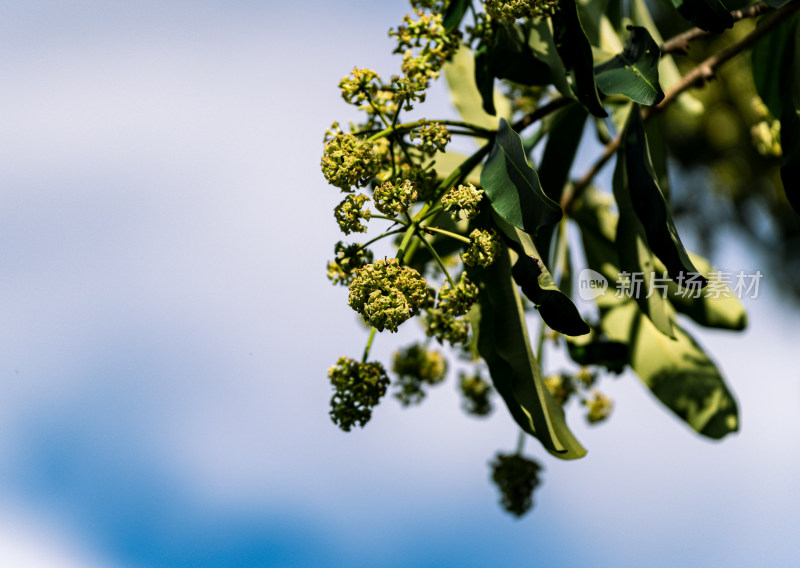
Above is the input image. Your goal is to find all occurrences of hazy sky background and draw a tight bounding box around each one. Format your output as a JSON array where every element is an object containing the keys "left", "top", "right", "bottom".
[{"left": 1, "top": 1, "right": 798, "bottom": 567}]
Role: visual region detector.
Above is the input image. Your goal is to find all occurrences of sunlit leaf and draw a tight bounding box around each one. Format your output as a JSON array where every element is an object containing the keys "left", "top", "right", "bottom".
[
  {"left": 602, "top": 301, "right": 739, "bottom": 439},
  {"left": 594, "top": 26, "right": 665, "bottom": 106},
  {"left": 444, "top": 43, "right": 511, "bottom": 130},
  {"left": 468, "top": 244, "right": 587, "bottom": 459},
  {"left": 481, "top": 118, "right": 563, "bottom": 234}
]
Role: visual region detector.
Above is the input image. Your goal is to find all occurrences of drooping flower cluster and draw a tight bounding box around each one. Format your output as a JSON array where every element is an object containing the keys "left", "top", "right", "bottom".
[
  {"left": 484, "top": 0, "right": 559, "bottom": 22},
  {"left": 327, "top": 242, "right": 374, "bottom": 286},
  {"left": 334, "top": 193, "right": 371, "bottom": 234},
  {"left": 348, "top": 259, "right": 429, "bottom": 332},
  {"left": 321, "top": 133, "right": 381, "bottom": 191},
  {"left": 490, "top": 453, "right": 543, "bottom": 517},
  {"left": 441, "top": 183, "right": 484, "bottom": 221},
  {"left": 461, "top": 228, "right": 501, "bottom": 267},
  {"left": 392, "top": 343, "right": 448, "bottom": 405},
  {"left": 373, "top": 179, "right": 418, "bottom": 217},
  {"left": 459, "top": 372, "right": 494, "bottom": 416},
  {"left": 327, "top": 357, "right": 390, "bottom": 431}
]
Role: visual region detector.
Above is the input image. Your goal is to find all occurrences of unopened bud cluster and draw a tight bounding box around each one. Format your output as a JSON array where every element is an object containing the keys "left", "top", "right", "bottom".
[
  {"left": 459, "top": 372, "right": 494, "bottom": 416},
  {"left": 334, "top": 194, "right": 372, "bottom": 234},
  {"left": 327, "top": 242, "right": 374, "bottom": 286},
  {"left": 374, "top": 179, "right": 418, "bottom": 217},
  {"left": 328, "top": 357, "right": 390, "bottom": 431},
  {"left": 321, "top": 134, "right": 381, "bottom": 191},
  {"left": 461, "top": 229, "right": 501, "bottom": 267},
  {"left": 484, "top": 0, "right": 558, "bottom": 22}
]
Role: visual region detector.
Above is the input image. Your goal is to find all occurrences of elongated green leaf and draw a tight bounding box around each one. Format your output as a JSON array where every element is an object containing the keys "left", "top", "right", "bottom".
[
  {"left": 444, "top": 43, "right": 512, "bottom": 130},
  {"left": 468, "top": 245, "right": 587, "bottom": 459},
  {"left": 528, "top": 18, "right": 573, "bottom": 99},
  {"left": 663, "top": 0, "right": 734, "bottom": 33},
  {"left": 488, "top": 22, "right": 552, "bottom": 86},
  {"left": 631, "top": 0, "right": 703, "bottom": 115},
  {"left": 619, "top": 107, "right": 705, "bottom": 288},
  {"left": 474, "top": 45, "right": 497, "bottom": 116},
  {"left": 566, "top": 333, "right": 628, "bottom": 373},
  {"left": 594, "top": 26, "right": 665, "bottom": 106},
  {"left": 492, "top": 214, "right": 590, "bottom": 336},
  {"left": 481, "top": 118, "right": 563, "bottom": 234},
  {"left": 443, "top": 0, "right": 469, "bottom": 31},
  {"left": 572, "top": 187, "right": 748, "bottom": 331},
  {"left": 780, "top": 18, "right": 800, "bottom": 215},
  {"left": 552, "top": 0, "right": 608, "bottom": 117},
  {"left": 602, "top": 301, "right": 739, "bottom": 439},
  {"left": 751, "top": 14, "right": 798, "bottom": 120},
  {"left": 538, "top": 104, "right": 588, "bottom": 204}
]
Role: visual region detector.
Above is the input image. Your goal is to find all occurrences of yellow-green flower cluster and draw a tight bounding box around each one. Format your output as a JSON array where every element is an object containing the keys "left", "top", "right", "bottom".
[
  {"left": 327, "top": 241, "right": 374, "bottom": 286},
  {"left": 390, "top": 10, "right": 459, "bottom": 90},
  {"left": 392, "top": 343, "right": 448, "bottom": 405},
  {"left": 490, "top": 452, "right": 542, "bottom": 518},
  {"left": 461, "top": 228, "right": 501, "bottom": 267},
  {"left": 459, "top": 372, "right": 493, "bottom": 416},
  {"left": 410, "top": 121, "right": 451, "bottom": 155},
  {"left": 321, "top": 134, "right": 381, "bottom": 191},
  {"left": 583, "top": 391, "right": 613, "bottom": 424},
  {"left": 484, "top": 0, "right": 558, "bottom": 22},
  {"left": 334, "top": 193, "right": 371, "bottom": 234},
  {"left": 751, "top": 120, "right": 782, "bottom": 157},
  {"left": 348, "top": 259, "right": 428, "bottom": 332},
  {"left": 373, "top": 179, "right": 418, "bottom": 217},
  {"left": 339, "top": 67, "right": 380, "bottom": 106},
  {"left": 437, "top": 274, "right": 478, "bottom": 316},
  {"left": 441, "top": 183, "right": 484, "bottom": 221},
  {"left": 328, "top": 357, "right": 390, "bottom": 431},
  {"left": 423, "top": 307, "right": 470, "bottom": 345}
]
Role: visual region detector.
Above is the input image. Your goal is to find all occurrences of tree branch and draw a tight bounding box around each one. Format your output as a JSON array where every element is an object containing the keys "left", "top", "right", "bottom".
[
  {"left": 561, "top": 0, "right": 800, "bottom": 212},
  {"left": 661, "top": 1, "right": 772, "bottom": 55}
]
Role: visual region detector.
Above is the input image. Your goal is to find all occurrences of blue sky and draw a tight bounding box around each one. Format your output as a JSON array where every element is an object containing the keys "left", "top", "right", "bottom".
[{"left": 1, "top": 1, "right": 799, "bottom": 567}]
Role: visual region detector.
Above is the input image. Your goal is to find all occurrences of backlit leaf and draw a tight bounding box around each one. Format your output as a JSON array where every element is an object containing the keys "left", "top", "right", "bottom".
[{"left": 594, "top": 26, "right": 665, "bottom": 106}]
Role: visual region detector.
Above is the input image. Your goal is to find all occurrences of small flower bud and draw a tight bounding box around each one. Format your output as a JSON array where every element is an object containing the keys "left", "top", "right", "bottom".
[
  {"left": 544, "top": 373, "right": 575, "bottom": 406},
  {"left": 583, "top": 390, "right": 613, "bottom": 424}
]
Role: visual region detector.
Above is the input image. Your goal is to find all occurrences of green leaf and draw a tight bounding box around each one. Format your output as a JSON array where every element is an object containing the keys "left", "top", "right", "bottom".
[
  {"left": 631, "top": 0, "right": 704, "bottom": 115},
  {"left": 779, "top": 18, "right": 800, "bottom": 215},
  {"left": 602, "top": 301, "right": 739, "bottom": 440},
  {"left": 481, "top": 118, "right": 563, "bottom": 234},
  {"left": 751, "top": 13, "right": 798, "bottom": 120},
  {"left": 552, "top": 0, "right": 608, "bottom": 117},
  {"left": 663, "top": 0, "right": 734, "bottom": 34},
  {"left": 572, "top": 187, "right": 748, "bottom": 332},
  {"left": 594, "top": 26, "right": 665, "bottom": 106},
  {"left": 468, "top": 244, "right": 587, "bottom": 459},
  {"left": 443, "top": 0, "right": 469, "bottom": 31},
  {"left": 474, "top": 45, "right": 497, "bottom": 116},
  {"left": 444, "top": 43, "right": 512, "bottom": 130},
  {"left": 538, "top": 104, "right": 588, "bottom": 204},
  {"left": 617, "top": 107, "right": 705, "bottom": 287},
  {"left": 492, "top": 214, "right": 590, "bottom": 336},
  {"left": 487, "top": 22, "right": 552, "bottom": 86},
  {"left": 565, "top": 333, "right": 628, "bottom": 373},
  {"left": 528, "top": 18, "right": 573, "bottom": 99}
]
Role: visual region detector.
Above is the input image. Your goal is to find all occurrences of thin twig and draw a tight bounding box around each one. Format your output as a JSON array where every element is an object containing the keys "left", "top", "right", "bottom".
[{"left": 661, "top": 1, "right": 772, "bottom": 55}]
